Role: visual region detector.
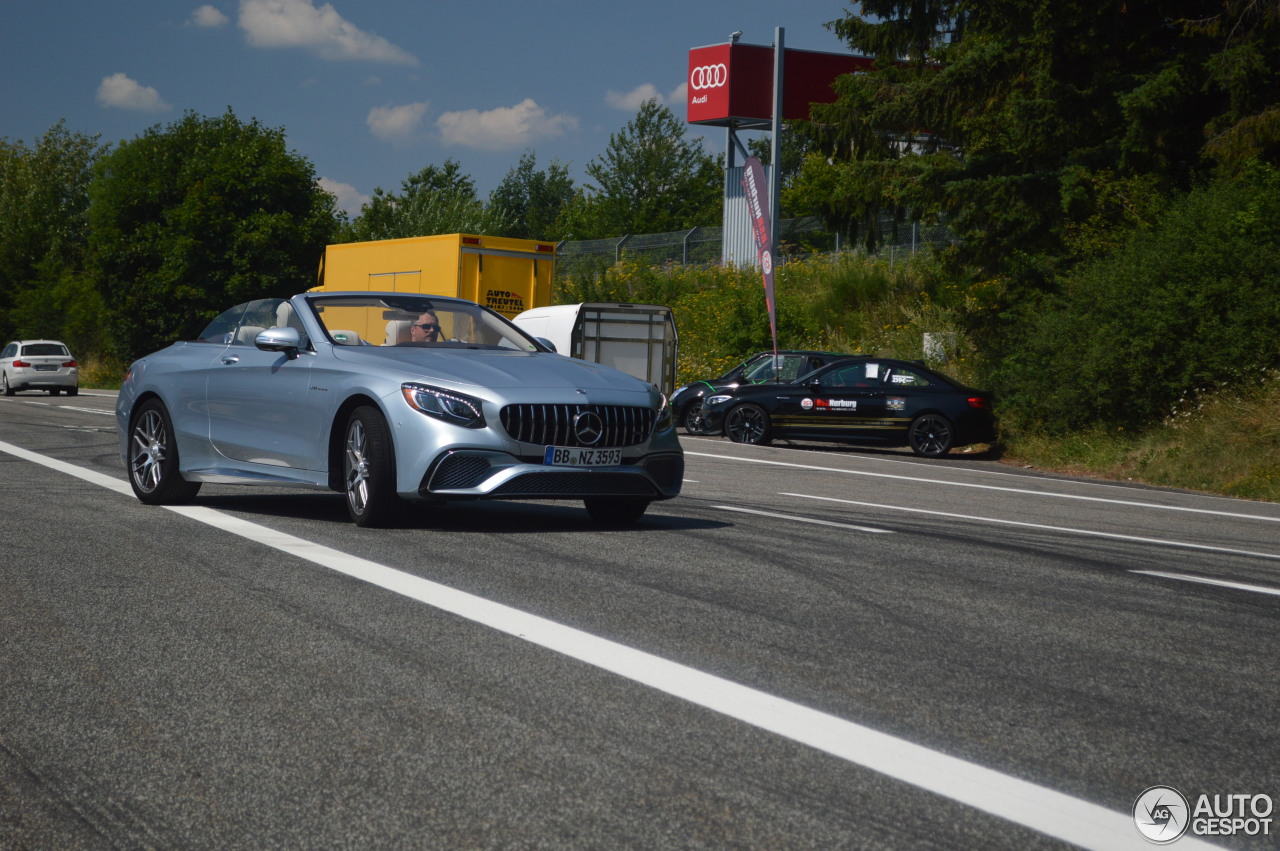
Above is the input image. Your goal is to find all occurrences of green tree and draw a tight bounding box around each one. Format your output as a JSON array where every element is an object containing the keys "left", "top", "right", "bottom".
[
  {"left": 563, "top": 99, "right": 721, "bottom": 239},
  {"left": 487, "top": 152, "right": 574, "bottom": 240},
  {"left": 89, "top": 109, "right": 337, "bottom": 360},
  {"left": 991, "top": 163, "right": 1280, "bottom": 431},
  {"left": 341, "top": 160, "right": 509, "bottom": 241},
  {"left": 0, "top": 121, "right": 106, "bottom": 342},
  {"left": 788, "top": 1, "right": 1280, "bottom": 276},
  {"left": 746, "top": 129, "right": 813, "bottom": 203}
]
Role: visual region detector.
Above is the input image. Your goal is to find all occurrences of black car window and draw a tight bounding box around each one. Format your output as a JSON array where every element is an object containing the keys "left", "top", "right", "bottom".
[
  {"left": 818, "top": 363, "right": 879, "bottom": 388},
  {"left": 884, "top": 366, "right": 932, "bottom": 388},
  {"left": 1, "top": 343, "right": 15, "bottom": 358},
  {"left": 21, "top": 343, "right": 69, "bottom": 357},
  {"left": 743, "top": 355, "right": 808, "bottom": 382}
]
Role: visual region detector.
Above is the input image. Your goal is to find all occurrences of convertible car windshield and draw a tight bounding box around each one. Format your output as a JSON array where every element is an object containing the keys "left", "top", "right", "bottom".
[{"left": 195, "top": 294, "right": 543, "bottom": 352}]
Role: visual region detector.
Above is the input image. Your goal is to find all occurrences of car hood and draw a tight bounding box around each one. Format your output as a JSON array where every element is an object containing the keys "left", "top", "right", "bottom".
[{"left": 330, "top": 345, "right": 654, "bottom": 395}]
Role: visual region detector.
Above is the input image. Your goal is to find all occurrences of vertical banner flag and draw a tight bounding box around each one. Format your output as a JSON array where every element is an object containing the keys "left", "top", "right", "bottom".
[{"left": 741, "top": 156, "right": 779, "bottom": 369}]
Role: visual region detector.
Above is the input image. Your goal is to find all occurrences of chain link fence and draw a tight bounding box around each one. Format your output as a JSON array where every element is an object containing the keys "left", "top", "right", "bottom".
[{"left": 555, "top": 216, "right": 953, "bottom": 279}]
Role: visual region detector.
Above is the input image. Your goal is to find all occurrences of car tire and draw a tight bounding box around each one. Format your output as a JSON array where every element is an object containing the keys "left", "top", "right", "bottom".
[
  {"left": 908, "top": 413, "right": 955, "bottom": 457},
  {"left": 681, "top": 404, "right": 709, "bottom": 435},
  {"left": 1, "top": 373, "right": 12, "bottom": 396},
  {"left": 68, "top": 386, "right": 79, "bottom": 396},
  {"left": 128, "top": 399, "right": 202, "bottom": 504},
  {"left": 584, "top": 497, "right": 650, "bottom": 525},
  {"left": 344, "top": 405, "right": 403, "bottom": 527},
  {"left": 725, "top": 404, "right": 772, "bottom": 446}
]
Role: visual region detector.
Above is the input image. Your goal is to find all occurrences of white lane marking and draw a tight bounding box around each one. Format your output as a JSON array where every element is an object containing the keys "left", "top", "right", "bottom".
[
  {"left": 0, "top": 438, "right": 1221, "bottom": 851},
  {"left": 688, "top": 451, "right": 1280, "bottom": 524},
  {"left": 714, "top": 505, "right": 892, "bottom": 534},
  {"left": 1131, "top": 570, "right": 1280, "bottom": 597},
  {"left": 782, "top": 492, "right": 1280, "bottom": 562},
  {"left": 683, "top": 437, "right": 1269, "bottom": 509},
  {"left": 0, "top": 439, "right": 133, "bottom": 496},
  {"left": 13, "top": 400, "right": 114, "bottom": 416},
  {"left": 61, "top": 406, "right": 115, "bottom": 416}
]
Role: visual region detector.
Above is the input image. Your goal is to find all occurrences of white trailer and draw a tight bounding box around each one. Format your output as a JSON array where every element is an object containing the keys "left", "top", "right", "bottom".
[{"left": 513, "top": 303, "right": 678, "bottom": 396}]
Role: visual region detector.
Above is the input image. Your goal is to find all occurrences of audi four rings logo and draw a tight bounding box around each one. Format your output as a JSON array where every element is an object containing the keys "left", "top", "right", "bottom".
[{"left": 690, "top": 64, "right": 728, "bottom": 90}]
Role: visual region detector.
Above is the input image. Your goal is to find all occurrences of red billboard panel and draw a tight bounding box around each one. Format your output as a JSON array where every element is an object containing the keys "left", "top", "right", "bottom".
[
  {"left": 687, "top": 43, "right": 873, "bottom": 127},
  {"left": 687, "top": 44, "right": 773, "bottom": 126}
]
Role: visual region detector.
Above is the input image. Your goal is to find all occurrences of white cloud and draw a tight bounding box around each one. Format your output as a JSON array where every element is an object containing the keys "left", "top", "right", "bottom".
[
  {"left": 668, "top": 82, "right": 687, "bottom": 104},
  {"left": 95, "top": 73, "right": 171, "bottom": 112},
  {"left": 367, "top": 101, "right": 428, "bottom": 143},
  {"left": 190, "top": 5, "right": 229, "bottom": 27},
  {"left": 238, "top": 0, "right": 417, "bottom": 65},
  {"left": 606, "top": 83, "right": 663, "bottom": 111},
  {"left": 318, "top": 177, "right": 370, "bottom": 215},
  {"left": 436, "top": 99, "right": 577, "bottom": 151}
]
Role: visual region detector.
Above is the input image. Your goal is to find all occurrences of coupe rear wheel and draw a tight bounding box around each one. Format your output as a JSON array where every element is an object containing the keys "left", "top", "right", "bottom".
[
  {"left": 725, "top": 404, "right": 772, "bottom": 445},
  {"left": 344, "top": 406, "right": 403, "bottom": 527},
  {"left": 584, "top": 497, "right": 650, "bottom": 525},
  {"left": 908, "top": 413, "right": 955, "bottom": 457},
  {"left": 128, "top": 399, "right": 201, "bottom": 504}
]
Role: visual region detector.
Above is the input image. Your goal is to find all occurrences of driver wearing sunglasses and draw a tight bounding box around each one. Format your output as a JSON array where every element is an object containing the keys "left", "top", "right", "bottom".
[{"left": 410, "top": 310, "right": 440, "bottom": 343}]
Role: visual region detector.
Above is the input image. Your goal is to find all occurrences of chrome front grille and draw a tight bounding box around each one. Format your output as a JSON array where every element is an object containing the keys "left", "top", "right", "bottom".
[{"left": 500, "top": 404, "right": 655, "bottom": 448}]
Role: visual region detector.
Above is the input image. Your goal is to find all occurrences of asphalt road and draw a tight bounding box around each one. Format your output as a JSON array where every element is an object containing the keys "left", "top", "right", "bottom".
[{"left": 1, "top": 390, "right": 1277, "bottom": 850}]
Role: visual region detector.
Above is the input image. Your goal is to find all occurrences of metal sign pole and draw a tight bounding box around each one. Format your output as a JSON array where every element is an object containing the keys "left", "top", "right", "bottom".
[{"left": 770, "top": 27, "right": 784, "bottom": 263}]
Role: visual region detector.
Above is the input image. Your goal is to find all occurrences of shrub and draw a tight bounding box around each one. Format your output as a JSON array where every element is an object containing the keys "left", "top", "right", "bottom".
[{"left": 991, "top": 163, "right": 1280, "bottom": 432}]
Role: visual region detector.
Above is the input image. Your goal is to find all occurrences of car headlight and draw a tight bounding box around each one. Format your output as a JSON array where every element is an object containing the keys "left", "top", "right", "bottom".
[
  {"left": 655, "top": 392, "right": 673, "bottom": 431},
  {"left": 706, "top": 394, "right": 733, "bottom": 406},
  {"left": 401, "top": 383, "right": 486, "bottom": 428}
]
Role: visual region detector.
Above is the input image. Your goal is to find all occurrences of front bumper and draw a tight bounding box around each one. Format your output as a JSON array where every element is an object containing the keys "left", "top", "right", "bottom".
[
  {"left": 419, "top": 449, "right": 684, "bottom": 501},
  {"left": 698, "top": 402, "right": 729, "bottom": 435}
]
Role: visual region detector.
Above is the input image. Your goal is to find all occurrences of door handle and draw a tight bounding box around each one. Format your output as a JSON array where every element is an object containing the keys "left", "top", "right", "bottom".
[{"left": 221, "top": 355, "right": 240, "bottom": 365}]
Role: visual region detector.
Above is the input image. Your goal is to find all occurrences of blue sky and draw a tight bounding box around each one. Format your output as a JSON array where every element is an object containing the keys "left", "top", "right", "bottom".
[{"left": 3, "top": 1, "right": 852, "bottom": 215}]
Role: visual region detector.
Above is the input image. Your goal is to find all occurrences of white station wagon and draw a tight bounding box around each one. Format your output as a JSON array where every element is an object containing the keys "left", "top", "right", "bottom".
[{"left": 0, "top": 340, "right": 79, "bottom": 396}]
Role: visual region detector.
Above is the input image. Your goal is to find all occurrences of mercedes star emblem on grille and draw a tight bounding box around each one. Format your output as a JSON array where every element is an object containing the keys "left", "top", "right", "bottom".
[{"left": 573, "top": 410, "right": 604, "bottom": 445}]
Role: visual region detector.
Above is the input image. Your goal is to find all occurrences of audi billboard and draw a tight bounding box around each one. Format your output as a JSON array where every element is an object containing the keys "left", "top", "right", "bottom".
[{"left": 686, "top": 42, "right": 873, "bottom": 126}]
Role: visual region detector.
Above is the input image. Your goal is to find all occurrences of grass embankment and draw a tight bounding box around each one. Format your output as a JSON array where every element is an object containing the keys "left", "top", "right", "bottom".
[
  {"left": 76, "top": 354, "right": 127, "bottom": 390},
  {"left": 558, "top": 252, "right": 1280, "bottom": 503},
  {"left": 1007, "top": 375, "right": 1280, "bottom": 501}
]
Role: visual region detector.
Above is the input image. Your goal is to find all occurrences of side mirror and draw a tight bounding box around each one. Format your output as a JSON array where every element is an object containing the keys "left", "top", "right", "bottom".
[
  {"left": 536, "top": 337, "right": 558, "bottom": 353},
  {"left": 255, "top": 327, "right": 302, "bottom": 360}
]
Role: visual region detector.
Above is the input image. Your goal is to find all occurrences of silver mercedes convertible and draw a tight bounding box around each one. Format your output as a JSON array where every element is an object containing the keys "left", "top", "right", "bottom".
[{"left": 116, "top": 292, "right": 683, "bottom": 526}]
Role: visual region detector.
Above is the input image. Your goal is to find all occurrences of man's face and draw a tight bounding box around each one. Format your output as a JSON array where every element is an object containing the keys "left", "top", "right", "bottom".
[{"left": 411, "top": 312, "right": 439, "bottom": 342}]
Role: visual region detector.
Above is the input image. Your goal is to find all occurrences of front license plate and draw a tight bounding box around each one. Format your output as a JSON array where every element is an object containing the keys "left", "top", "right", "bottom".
[{"left": 544, "top": 446, "right": 622, "bottom": 467}]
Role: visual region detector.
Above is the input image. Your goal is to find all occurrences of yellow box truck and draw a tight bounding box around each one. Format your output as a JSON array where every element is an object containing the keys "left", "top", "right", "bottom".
[{"left": 315, "top": 234, "right": 555, "bottom": 319}]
